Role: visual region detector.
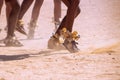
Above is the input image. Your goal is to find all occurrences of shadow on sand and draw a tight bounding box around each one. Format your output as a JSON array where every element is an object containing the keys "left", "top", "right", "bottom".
[
  {"left": 0, "top": 49, "right": 68, "bottom": 61},
  {"left": 0, "top": 54, "right": 30, "bottom": 61}
]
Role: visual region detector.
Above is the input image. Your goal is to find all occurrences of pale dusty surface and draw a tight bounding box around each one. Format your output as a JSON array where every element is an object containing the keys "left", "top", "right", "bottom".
[{"left": 0, "top": 0, "right": 120, "bottom": 80}]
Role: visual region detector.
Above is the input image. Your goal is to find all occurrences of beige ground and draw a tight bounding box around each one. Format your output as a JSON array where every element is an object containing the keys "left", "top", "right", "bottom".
[{"left": 0, "top": 0, "right": 120, "bottom": 80}]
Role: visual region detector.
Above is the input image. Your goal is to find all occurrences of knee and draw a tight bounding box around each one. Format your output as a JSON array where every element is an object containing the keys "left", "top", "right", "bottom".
[
  {"left": 78, "top": 7, "right": 81, "bottom": 15},
  {"left": 77, "top": 0, "right": 81, "bottom": 14},
  {"left": 75, "top": 7, "right": 81, "bottom": 18}
]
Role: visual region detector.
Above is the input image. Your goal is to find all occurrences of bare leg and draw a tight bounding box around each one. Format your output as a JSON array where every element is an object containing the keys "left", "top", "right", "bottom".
[
  {"left": 48, "top": 0, "right": 81, "bottom": 53},
  {"left": 0, "top": 0, "right": 4, "bottom": 32},
  {"left": 15, "top": 0, "right": 34, "bottom": 35},
  {"left": 31, "top": 0, "right": 44, "bottom": 22},
  {"left": 53, "top": 0, "right": 61, "bottom": 31},
  {"left": 28, "top": 0, "right": 44, "bottom": 39},
  {"left": 5, "top": 1, "right": 12, "bottom": 30},
  {"left": 0, "top": 0, "right": 3, "bottom": 15},
  {"left": 18, "top": 0, "right": 34, "bottom": 20},
  {"left": 4, "top": 0, "right": 22, "bottom": 46},
  {"left": 5, "top": 0, "right": 20, "bottom": 37},
  {"left": 56, "top": 0, "right": 80, "bottom": 34}
]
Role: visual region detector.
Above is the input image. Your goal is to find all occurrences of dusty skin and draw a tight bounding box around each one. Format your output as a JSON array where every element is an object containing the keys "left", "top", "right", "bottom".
[{"left": 0, "top": 0, "right": 120, "bottom": 80}]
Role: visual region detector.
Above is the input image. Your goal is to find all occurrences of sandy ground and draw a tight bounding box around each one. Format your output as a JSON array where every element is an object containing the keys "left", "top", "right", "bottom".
[{"left": 0, "top": 0, "right": 120, "bottom": 80}]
